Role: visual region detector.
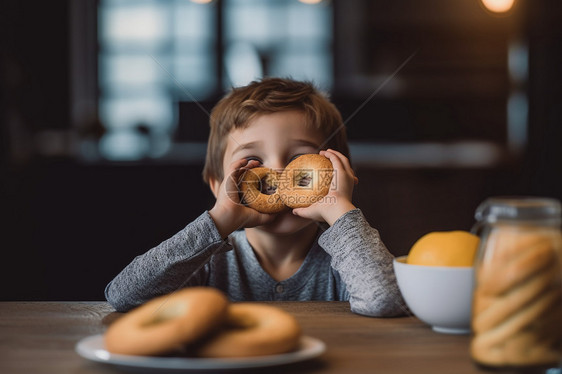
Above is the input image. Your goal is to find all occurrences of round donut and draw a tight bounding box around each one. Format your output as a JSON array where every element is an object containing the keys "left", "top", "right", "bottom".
[
  {"left": 278, "top": 154, "right": 333, "bottom": 209},
  {"left": 239, "top": 167, "right": 285, "bottom": 213},
  {"left": 196, "top": 303, "right": 302, "bottom": 358},
  {"left": 104, "top": 287, "right": 229, "bottom": 356}
]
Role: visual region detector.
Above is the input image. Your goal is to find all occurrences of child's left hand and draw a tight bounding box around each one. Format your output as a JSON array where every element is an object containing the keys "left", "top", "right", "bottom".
[{"left": 292, "top": 149, "right": 358, "bottom": 226}]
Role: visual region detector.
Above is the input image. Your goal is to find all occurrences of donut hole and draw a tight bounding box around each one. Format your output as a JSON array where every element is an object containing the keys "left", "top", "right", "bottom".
[
  {"left": 227, "top": 318, "right": 257, "bottom": 331},
  {"left": 294, "top": 171, "right": 312, "bottom": 188},
  {"left": 259, "top": 174, "right": 278, "bottom": 195},
  {"left": 144, "top": 302, "right": 190, "bottom": 326},
  {"left": 221, "top": 309, "right": 261, "bottom": 332}
]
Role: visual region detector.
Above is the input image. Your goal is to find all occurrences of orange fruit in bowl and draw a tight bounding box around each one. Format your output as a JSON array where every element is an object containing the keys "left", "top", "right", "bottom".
[{"left": 407, "top": 231, "right": 480, "bottom": 267}]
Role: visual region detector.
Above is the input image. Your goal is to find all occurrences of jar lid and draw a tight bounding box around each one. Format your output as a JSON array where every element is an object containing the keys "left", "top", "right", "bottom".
[{"left": 475, "top": 196, "right": 561, "bottom": 224}]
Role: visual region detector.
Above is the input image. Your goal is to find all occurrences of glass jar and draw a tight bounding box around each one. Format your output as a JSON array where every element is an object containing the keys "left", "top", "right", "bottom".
[{"left": 471, "top": 197, "right": 562, "bottom": 370}]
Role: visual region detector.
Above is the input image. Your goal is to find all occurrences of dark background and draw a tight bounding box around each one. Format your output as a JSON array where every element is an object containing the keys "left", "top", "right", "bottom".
[{"left": 1, "top": 0, "right": 561, "bottom": 301}]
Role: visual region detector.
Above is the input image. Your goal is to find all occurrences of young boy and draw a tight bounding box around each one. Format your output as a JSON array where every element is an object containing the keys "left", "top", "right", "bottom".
[{"left": 105, "top": 78, "right": 406, "bottom": 317}]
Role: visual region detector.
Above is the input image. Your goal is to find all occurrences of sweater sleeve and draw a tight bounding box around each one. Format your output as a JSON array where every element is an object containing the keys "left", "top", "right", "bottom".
[
  {"left": 104, "top": 211, "right": 231, "bottom": 312},
  {"left": 318, "top": 209, "right": 407, "bottom": 317}
]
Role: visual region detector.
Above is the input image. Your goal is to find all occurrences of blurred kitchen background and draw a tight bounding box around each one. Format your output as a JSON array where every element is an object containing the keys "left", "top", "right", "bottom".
[{"left": 1, "top": 0, "right": 560, "bottom": 300}]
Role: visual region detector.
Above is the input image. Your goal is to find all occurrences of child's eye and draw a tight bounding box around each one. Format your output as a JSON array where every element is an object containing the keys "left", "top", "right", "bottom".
[{"left": 245, "top": 156, "right": 263, "bottom": 164}]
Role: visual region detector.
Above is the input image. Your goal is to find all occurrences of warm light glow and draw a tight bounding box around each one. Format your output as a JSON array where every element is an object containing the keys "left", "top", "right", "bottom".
[
  {"left": 298, "top": 0, "right": 324, "bottom": 4},
  {"left": 190, "top": 0, "right": 213, "bottom": 4},
  {"left": 480, "top": 0, "right": 515, "bottom": 13}
]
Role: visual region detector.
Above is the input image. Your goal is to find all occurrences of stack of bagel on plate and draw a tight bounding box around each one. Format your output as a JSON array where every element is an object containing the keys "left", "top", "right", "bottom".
[{"left": 104, "top": 287, "right": 302, "bottom": 358}]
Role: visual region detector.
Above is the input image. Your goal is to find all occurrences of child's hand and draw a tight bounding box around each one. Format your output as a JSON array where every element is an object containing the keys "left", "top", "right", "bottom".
[
  {"left": 292, "top": 149, "right": 358, "bottom": 226},
  {"left": 209, "top": 159, "right": 276, "bottom": 238}
]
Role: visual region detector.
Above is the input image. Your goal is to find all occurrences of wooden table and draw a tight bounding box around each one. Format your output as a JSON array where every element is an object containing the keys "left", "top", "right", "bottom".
[{"left": 0, "top": 301, "right": 488, "bottom": 374}]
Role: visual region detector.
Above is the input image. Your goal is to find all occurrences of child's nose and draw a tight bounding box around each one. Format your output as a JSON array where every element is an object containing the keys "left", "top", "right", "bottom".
[{"left": 268, "top": 159, "right": 286, "bottom": 172}]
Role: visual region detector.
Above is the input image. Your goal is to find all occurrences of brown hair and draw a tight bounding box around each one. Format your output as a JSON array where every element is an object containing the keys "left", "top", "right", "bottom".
[{"left": 202, "top": 77, "right": 349, "bottom": 184}]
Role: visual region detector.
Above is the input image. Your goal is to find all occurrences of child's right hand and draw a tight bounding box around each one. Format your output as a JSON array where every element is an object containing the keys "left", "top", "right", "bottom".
[{"left": 209, "top": 159, "right": 277, "bottom": 239}]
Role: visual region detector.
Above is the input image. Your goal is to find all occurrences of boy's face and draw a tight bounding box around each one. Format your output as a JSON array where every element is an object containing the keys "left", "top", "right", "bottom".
[{"left": 220, "top": 110, "right": 325, "bottom": 234}]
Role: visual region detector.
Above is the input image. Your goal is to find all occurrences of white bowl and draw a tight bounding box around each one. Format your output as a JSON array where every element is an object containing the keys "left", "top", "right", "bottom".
[{"left": 393, "top": 256, "right": 474, "bottom": 334}]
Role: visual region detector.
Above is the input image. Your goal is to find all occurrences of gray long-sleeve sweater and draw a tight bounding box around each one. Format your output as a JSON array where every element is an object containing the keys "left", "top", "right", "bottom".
[{"left": 105, "top": 209, "right": 407, "bottom": 317}]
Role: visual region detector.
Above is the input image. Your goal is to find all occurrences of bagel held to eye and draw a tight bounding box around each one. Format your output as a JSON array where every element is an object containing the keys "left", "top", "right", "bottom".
[
  {"left": 279, "top": 154, "right": 334, "bottom": 209},
  {"left": 239, "top": 167, "right": 285, "bottom": 213},
  {"left": 104, "top": 287, "right": 229, "bottom": 356},
  {"left": 196, "top": 303, "right": 302, "bottom": 358}
]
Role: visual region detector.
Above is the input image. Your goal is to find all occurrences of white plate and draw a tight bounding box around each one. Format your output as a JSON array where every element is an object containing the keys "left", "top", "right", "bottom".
[{"left": 75, "top": 334, "right": 326, "bottom": 371}]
